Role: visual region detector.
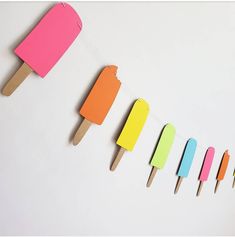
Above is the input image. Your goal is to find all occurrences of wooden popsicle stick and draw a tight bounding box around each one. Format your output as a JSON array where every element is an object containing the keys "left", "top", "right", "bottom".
[
  {"left": 2, "top": 62, "right": 33, "bottom": 96},
  {"left": 110, "top": 147, "right": 126, "bottom": 171},
  {"left": 174, "top": 176, "right": 183, "bottom": 194},
  {"left": 196, "top": 181, "right": 203, "bottom": 196},
  {"left": 146, "top": 167, "right": 158, "bottom": 187},
  {"left": 73, "top": 118, "right": 92, "bottom": 145},
  {"left": 214, "top": 180, "right": 220, "bottom": 193}
]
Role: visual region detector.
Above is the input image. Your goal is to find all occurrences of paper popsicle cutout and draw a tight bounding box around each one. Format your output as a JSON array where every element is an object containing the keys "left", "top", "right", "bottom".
[
  {"left": 197, "top": 147, "right": 215, "bottom": 196},
  {"left": 174, "top": 138, "right": 197, "bottom": 194},
  {"left": 73, "top": 65, "right": 121, "bottom": 145},
  {"left": 214, "top": 150, "right": 230, "bottom": 193},
  {"left": 2, "top": 3, "right": 82, "bottom": 96},
  {"left": 110, "top": 99, "right": 149, "bottom": 171},
  {"left": 147, "top": 123, "right": 176, "bottom": 187},
  {"left": 233, "top": 169, "right": 235, "bottom": 188}
]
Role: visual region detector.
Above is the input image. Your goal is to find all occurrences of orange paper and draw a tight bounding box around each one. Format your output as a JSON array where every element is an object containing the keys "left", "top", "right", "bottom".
[
  {"left": 217, "top": 150, "right": 230, "bottom": 181},
  {"left": 80, "top": 65, "right": 121, "bottom": 125}
]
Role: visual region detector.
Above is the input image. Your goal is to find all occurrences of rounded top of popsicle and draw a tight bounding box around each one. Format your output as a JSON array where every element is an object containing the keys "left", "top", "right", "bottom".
[
  {"left": 136, "top": 98, "right": 150, "bottom": 111},
  {"left": 188, "top": 137, "right": 197, "bottom": 144},
  {"left": 61, "top": 2, "right": 83, "bottom": 29},
  {"left": 165, "top": 123, "right": 175, "bottom": 131},
  {"left": 208, "top": 146, "right": 215, "bottom": 152},
  {"left": 206, "top": 146, "right": 215, "bottom": 160}
]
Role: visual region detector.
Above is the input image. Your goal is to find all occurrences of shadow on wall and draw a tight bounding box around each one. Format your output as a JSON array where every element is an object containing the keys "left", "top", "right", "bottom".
[{"left": 175, "top": 140, "right": 188, "bottom": 175}]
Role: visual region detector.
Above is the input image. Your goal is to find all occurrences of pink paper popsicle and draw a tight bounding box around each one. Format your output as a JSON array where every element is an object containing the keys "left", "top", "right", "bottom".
[
  {"left": 199, "top": 147, "right": 215, "bottom": 181},
  {"left": 197, "top": 147, "right": 215, "bottom": 196},
  {"left": 2, "top": 2, "right": 82, "bottom": 96}
]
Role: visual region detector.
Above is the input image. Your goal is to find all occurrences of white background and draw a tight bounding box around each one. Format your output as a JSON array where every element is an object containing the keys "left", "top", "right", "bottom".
[{"left": 0, "top": 1, "right": 235, "bottom": 235}]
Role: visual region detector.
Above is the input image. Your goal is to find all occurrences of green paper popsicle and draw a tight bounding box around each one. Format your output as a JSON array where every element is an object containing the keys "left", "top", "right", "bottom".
[{"left": 147, "top": 123, "right": 176, "bottom": 187}]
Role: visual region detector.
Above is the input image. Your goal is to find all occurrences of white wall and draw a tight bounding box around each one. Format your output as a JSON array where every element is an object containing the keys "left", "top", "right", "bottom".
[{"left": 0, "top": 2, "right": 235, "bottom": 235}]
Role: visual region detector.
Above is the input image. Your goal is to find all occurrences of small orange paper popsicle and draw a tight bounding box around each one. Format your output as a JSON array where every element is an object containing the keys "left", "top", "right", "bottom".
[
  {"left": 73, "top": 65, "right": 121, "bottom": 145},
  {"left": 214, "top": 150, "right": 230, "bottom": 193}
]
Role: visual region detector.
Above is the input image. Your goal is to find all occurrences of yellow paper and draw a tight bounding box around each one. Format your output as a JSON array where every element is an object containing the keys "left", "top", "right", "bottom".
[{"left": 116, "top": 98, "right": 149, "bottom": 151}]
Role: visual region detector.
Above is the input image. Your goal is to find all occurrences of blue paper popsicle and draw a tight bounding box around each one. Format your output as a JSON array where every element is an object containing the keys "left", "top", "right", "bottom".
[
  {"left": 178, "top": 138, "right": 197, "bottom": 177},
  {"left": 174, "top": 138, "right": 197, "bottom": 193}
]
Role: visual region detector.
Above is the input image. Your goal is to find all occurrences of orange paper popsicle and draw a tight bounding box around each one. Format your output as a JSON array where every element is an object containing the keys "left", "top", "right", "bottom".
[
  {"left": 214, "top": 150, "right": 230, "bottom": 193},
  {"left": 73, "top": 65, "right": 121, "bottom": 145}
]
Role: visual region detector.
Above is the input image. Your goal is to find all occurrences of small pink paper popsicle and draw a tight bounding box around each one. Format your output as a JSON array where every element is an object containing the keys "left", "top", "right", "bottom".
[
  {"left": 2, "top": 3, "right": 82, "bottom": 96},
  {"left": 197, "top": 147, "right": 215, "bottom": 196}
]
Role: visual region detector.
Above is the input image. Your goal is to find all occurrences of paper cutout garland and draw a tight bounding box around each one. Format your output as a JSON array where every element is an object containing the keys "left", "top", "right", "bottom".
[
  {"left": 2, "top": 3, "right": 82, "bottom": 96},
  {"left": 1, "top": 2, "right": 233, "bottom": 193}
]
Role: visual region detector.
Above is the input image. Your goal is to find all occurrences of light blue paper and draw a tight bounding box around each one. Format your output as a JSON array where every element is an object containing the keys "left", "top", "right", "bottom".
[{"left": 177, "top": 138, "right": 197, "bottom": 177}]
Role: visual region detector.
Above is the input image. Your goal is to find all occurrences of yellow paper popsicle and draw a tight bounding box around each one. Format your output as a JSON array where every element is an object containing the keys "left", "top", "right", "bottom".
[{"left": 110, "top": 98, "right": 149, "bottom": 171}]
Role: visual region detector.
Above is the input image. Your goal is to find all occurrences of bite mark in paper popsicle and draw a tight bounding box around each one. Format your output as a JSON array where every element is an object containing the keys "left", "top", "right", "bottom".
[
  {"left": 2, "top": 3, "right": 82, "bottom": 96},
  {"left": 73, "top": 65, "right": 121, "bottom": 145},
  {"left": 197, "top": 147, "right": 215, "bottom": 196},
  {"left": 214, "top": 150, "right": 230, "bottom": 193},
  {"left": 174, "top": 138, "right": 197, "bottom": 194},
  {"left": 110, "top": 98, "right": 149, "bottom": 171},
  {"left": 147, "top": 123, "right": 176, "bottom": 187}
]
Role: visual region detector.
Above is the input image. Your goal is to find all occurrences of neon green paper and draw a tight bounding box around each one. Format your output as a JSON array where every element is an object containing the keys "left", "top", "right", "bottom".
[
  {"left": 116, "top": 98, "right": 149, "bottom": 151},
  {"left": 150, "top": 123, "right": 176, "bottom": 169}
]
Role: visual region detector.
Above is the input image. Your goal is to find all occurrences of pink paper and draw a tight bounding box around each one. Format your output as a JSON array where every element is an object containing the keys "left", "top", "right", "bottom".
[
  {"left": 15, "top": 3, "right": 82, "bottom": 77},
  {"left": 199, "top": 147, "right": 215, "bottom": 181}
]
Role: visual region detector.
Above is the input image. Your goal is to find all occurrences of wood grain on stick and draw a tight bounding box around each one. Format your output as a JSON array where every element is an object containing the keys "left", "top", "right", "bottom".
[
  {"left": 73, "top": 118, "right": 92, "bottom": 145},
  {"left": 110, "top": 147, "right": 125, "bottom": 171},
  {"left": 174, "top": 176, "right": 183, "bottom": 194},
  {"left": 196, "top": 181, "right": 203, "bottom": 196},
  {"left": 214, "top": 180, "right": 220, "bottom": 193},
  {"left": 2, "top": 62, "right": 33, "bottom": 96},
  {"left": 146, "top": 167, "right": 157, "bottom": 187}
]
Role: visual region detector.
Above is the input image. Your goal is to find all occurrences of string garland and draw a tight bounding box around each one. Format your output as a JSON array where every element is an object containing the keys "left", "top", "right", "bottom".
[
  {"left": 79, "top": 32, "right": 211, "bottom": 154},
  {"left": 2, "top": 1, "right": 233, "bottom": 193}
]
